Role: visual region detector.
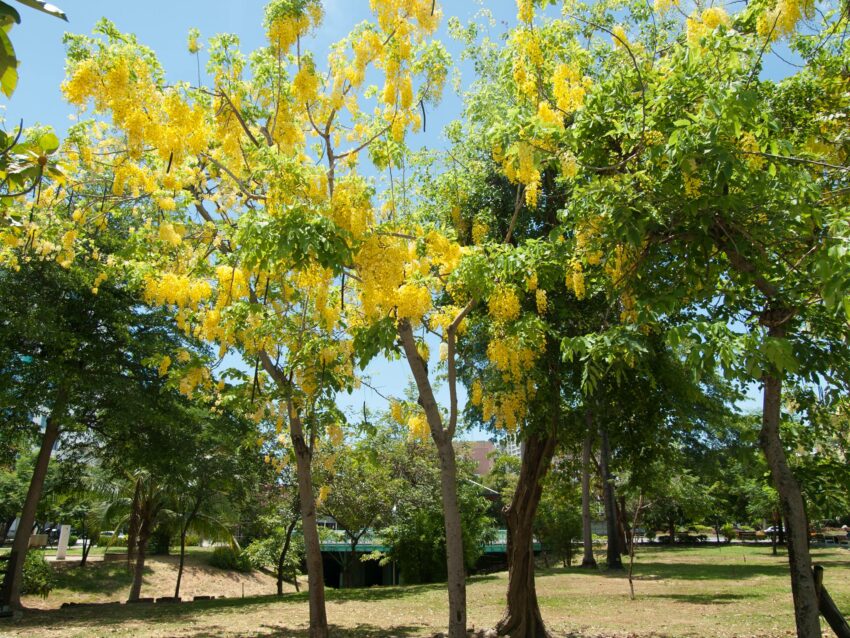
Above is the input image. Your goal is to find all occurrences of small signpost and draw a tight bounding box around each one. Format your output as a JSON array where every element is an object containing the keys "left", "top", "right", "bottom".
[{"left": 55, "top": 525, "right": 71, "bottom": 561}]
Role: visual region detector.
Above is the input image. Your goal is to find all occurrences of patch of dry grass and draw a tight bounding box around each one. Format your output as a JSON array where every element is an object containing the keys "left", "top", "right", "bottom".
[{"left": 2, "top": 545, "right": 848, "bottom": 637}]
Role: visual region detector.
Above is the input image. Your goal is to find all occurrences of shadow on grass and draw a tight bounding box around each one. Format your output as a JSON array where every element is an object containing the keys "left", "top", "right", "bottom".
[
  {"left": 5, "top": 577, "right": 494, "bottom": 633},
  {"left": 180, "top": 623, "right": 425, "bottom": 638},
  {"left": 326, "top": 574, "right": 497, "bottom": 604},
  {"left": 541, "top": 560, "right": 790, "bottom": 581},
  {"left": 646, "top": 592, "right": 761, "bottom": 605},
  {"left": 51, "top": 562, "right": 151, "bottom": 595}
]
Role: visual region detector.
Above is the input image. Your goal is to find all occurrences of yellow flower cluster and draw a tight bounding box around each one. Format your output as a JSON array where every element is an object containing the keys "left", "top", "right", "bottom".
[
  {"left": 535, "top": 289, "right": 548, "bottom": 314},
  {"left": 407, "top": 411, "right": 430, "bottom": 440},
  {"left": 330, "top": 177, "right": 373, "bottom": 239},
  {"left": 757, "top": 0, "right": 814, "bottom": 40},
  {"left": 144, "top": 273, "right": 213, "bottom": 308},
  {"left": 500, "top": 142, "right": 541, "bottom": 208},
  {"left": 488, "top": 287, "right": 521, "bottom": 323},
  {"left": 158, "top": 222, "right": 182, "bottom": 247},
  {"left": 179, "top": 366, "right": 210, "bottom": 397},
  {"left": 63, "top": 55, "right": 207, "bottom": 164},
  {"left": 654, "top": 0, "right": 679, "bottom": 12},
  {"left": 510, "top": 29, "right": 544, "bottom": 100},
  {"left": 517, "top": 0, "right": 534, "bottom": 23},
  {"left": 739, "top": 131, "right": 766, "bottom": 169},
  {"left": 396, "top": 283, "right": 432, "bottom": 323},
  {"left": 390, "top": 400, "right": 404, "bottom": 423},
  {"left": 566, "top": 260, "right": 586, "bottom": 299},
  {"left": 611, "top": 25, "right": 629, "bottom": 49},
  {"left": 216, "top": 265, "right": 249, "bottom": 305},
  {"left": 552, "top": 64, "right": 589, "bottom": 114},
  {"left": 537, "top": 101, "right": 564, "bottom": 131},
  {"left": 487, "top": 337, "right": 539, "bottom": 383},
  {"left": 686, "top": 8, "right": 731, "bottom": 46},
  {"left": 470, "top": 379, "right": 484, "bottom": 407},
  {"left": 266, "top": 0, "right": 323, "bottom": 54},
  {"left": 472, "top": 218, "right": 489, "bottom": 245}
]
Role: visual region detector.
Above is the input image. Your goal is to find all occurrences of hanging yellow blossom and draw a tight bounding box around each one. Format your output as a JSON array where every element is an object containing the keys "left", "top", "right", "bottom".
[{"left": 488, "top": 287, "right": 521, "bottom": 323}]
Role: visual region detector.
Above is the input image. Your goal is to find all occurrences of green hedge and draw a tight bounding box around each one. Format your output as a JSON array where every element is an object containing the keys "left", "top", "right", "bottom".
[{"left": 208, "top": 546, "right": 252, "bottom": 573}]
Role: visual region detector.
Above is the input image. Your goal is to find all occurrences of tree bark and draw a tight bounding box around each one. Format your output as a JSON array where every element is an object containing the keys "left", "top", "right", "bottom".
[
  {"left": 398, "top": 319, "right": 467, "bottom": 638},
  {"left": 580, "top": 423, "right": 597, "bottom": 569},
  {"left": 290, "top": 408, "right": 329, "bottom": 638},
  {"left": 277, "top": 517, "right": 298, "bottom": 596},
  {"left": 617, "top": 495, "right": 630, "bottom": 556},
  {"left": 258, "top": 350, "right": 329, "bottom": 637},
  {"left": 495, "top": 433, "right": 557, "bottom": 638},
  {"left": 174, "top": 498, "right": 201, "bottom": 599},
  {"left": 128, "top": 522, "right": 151, "bottom": 602},
  {"left": 3, "top": 391, "right": 66, "bottom": 609},
  {"left": 598, "top": 427, "right": 622, "bottom": 569},
  {"left": 761, "top": 357, "right": 821, "bottom": 637}
]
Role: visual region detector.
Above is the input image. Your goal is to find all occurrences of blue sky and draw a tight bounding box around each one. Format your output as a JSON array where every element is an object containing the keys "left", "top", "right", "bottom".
[{"left": 7, "top": 0, "right": 765, "bottom": 434}]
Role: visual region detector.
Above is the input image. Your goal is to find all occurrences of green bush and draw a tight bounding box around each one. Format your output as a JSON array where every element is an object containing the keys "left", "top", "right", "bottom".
[
  {"left": 68, "top": 535, "right": 78, "bottom": 547},
  {"left": 208, "top": 546, "right": 252, "bottom": 573},
  {"left": 98, "top": 535, "right": 128, "bottom": 548},
  {"left": 21, "top": 551, "right": 54, "bottom": 598},
  {"left": 183, "top": 533, "right": 202, "bottom": 547},
  {"left": 148, "top": 528, "right": 170, "bottom": 555}
]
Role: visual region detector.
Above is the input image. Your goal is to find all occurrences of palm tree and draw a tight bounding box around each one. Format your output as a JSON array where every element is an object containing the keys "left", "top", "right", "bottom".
[
  {"left": 102, "top": 470, "right": 237, "bottom": 601},
  {"left": 171, "top": 484, "right": 237, "bottom": 599},
  {"left": 102, "top": 471, "right": 177, "bottom": 601}
]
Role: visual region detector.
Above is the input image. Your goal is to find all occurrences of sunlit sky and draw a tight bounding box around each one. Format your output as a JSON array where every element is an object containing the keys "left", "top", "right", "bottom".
[{"left": 8, "top": 0, "right": 768, "bottom": 436}]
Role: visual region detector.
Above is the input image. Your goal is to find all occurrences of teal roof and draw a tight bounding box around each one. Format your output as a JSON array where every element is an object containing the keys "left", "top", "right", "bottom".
[{"left": 319, "top": 529, "right": 541, "bottom": 554}]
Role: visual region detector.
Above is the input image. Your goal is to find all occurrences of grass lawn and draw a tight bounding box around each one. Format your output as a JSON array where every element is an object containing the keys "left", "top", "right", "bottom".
[{"left": 2, "top": 545, "right": 848, "bottom": 637}]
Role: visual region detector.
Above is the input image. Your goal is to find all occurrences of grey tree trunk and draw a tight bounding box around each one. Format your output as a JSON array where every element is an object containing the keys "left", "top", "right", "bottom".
[
  {"left": 174, "top": 499, "right": 200, "bottom": 599},
  {"left": 3, "top": 391, "right": 66, "bottom": 609},
  {"left": 398, "top": 320, "right": 467, "bottom": 638},
  {"left": 291, "top": 409, "right": 329, "bottom": 638},
  {"left": 598, "top": 427, "right": 622, "bottom": 569},
  {"left": 760, "top": 342, "right": 821, "bottom": 637},
  {"left": 580, "top": 426, "right": 597, "bottom": 568},
  {"left": 128, "top": 525, "right": 151, "bottom": 602}
]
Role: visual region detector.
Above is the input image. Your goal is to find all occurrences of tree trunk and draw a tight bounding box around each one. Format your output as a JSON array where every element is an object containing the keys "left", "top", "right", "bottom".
[
  {"left": 761, "top": 363, "right": 821, "bottom": 637},
  {"left": 580, "top": 424, "right": 597, "bottom": 569},
  {"left": 126, "top": 479, "right": 143, "bottom": 571},
  {"left": 81, "top": 537, "right": 91, "bottom": 567},
  {"left": 277, "top": 517, "right": 298, "bottom": 596},
  {"left": 617, "top": 495, "right": 630, "bottom": 556},
  {"left": 598, "top": 427, "right": 622, "bottom": 569},
  {"left": 129, "top": 524, "right": 151, "bottom": 602},
  {"left": 496, "top": 433, "right": 558, "bottom": 638},
  {"left": 398, "top": 319, "right": 467, "bottom": 638},
  {"left": 290, "top": 409, "right": 329, "bottom": 638},
  {"left": 434, "top": 435, "right": 467, "bottom": 638},
  {"left": 3, "top": 391, "right": 66, "bottom": 609},
  {"left": 779, "top": 516, "right": 786, "bottom": 545}
]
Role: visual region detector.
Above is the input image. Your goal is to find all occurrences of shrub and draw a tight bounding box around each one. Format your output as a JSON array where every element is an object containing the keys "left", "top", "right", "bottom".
[
  {"left": 67, "top": 535, "right": 78, "bottom": 547},
  {"left": 21, "top": 551, "right": 54, "bottom": 598},
  {"left": 183, "top": 533, "right": 201, "bottom": 547},
  {"left": 149, "top": 528, "right": 170, "bottom": 555},
  {"left": 208, "top": 546, "right": 252, "bottom": 573}
]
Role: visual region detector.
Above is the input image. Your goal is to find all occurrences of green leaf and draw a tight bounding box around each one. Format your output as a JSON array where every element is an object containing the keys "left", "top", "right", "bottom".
[
  {"left": 12, "top": 0, "right": 66, "bottom": 21},
  {"left": 36, "top": 131, "right": 59, "bottom": 153},
  {"left": 0, "top": 27, "right": 17, "bottom": 97},
  {"left": 0, "top": 2, "right": 21, "bottom": 26}
]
